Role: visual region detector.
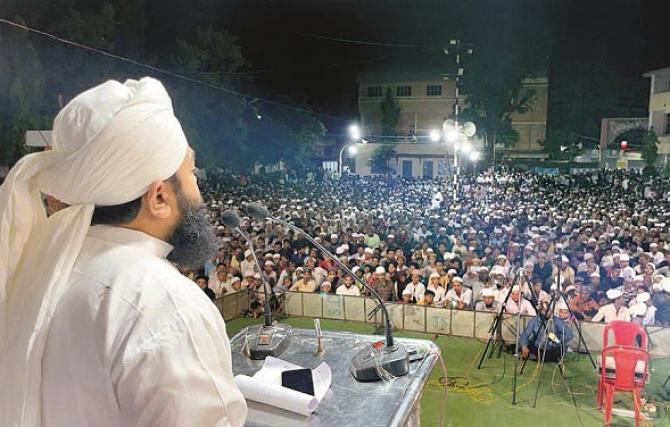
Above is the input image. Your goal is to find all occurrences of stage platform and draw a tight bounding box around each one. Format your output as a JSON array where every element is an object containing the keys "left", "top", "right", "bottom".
[{"left": 227, "top": 317, "right": 670, "bottom": 427}]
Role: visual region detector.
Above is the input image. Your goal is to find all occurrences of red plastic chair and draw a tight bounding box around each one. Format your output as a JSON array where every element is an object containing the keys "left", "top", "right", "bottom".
[
  {"left": 597, "top": 321, "right": 648, "bottom": 408},
  {"left": 600, "top": 346, "right": 648, "bottom": 426},
  {"left": 603, "top": 320, "right": 648, "bottom": 350}
]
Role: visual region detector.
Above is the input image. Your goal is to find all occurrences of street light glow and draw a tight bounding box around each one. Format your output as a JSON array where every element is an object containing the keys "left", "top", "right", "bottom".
[
  {"left": 429, "top": 129, "right": 441, "bottom": 142},
  {"left": 349, "top": 124, "right": 361, "bottom": 140},
  {"left": 469, "top": 151, "right": 480, "bottom": 162},
  {"left": 461, "top": 141, "right": 473, "bottom": 154},
  {"left": 348, "top": 145, "right": 358, "bottom": 155},
  {"left": 445, "top": 128, "right": 459, "bottom": 142}
]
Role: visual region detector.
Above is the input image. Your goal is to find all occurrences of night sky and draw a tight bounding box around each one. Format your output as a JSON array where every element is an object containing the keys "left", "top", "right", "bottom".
[
  {"left": 211, "top": 0, "right": 670, "bottom": 136},
  {"left": 4, "top": 0, "right": 670, "bottom": 138}
]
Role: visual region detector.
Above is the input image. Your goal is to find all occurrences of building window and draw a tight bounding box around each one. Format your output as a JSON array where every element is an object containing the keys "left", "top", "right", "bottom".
[
  {"left": 666, "top": 114, "right": 670, "bottom": 135},
  {"left": 396, "top": 85, "right": 412, "bottom": 97},
  {"left": 367, "top": 86, "right": 382, "bottom": 97},
  {"left": 426, "top": 85, "right": 442, "bottom": 96}
]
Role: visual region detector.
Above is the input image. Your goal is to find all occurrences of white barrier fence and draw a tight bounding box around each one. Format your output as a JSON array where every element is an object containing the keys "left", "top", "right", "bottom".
[{"left": 281, "top": 292, "right": 670, "bottom": 357}]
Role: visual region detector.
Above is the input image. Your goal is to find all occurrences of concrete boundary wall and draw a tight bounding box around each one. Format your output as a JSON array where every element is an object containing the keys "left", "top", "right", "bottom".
[{"left": 217, "top": 291, "right": 670, "bottom": 357}]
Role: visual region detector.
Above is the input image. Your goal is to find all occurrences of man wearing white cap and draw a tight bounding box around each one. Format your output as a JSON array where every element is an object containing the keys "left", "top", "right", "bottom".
[
  {"left": 505, "top": 285, "right": 537, "bottom": 316},
  {"left": 0, "top": 78, "right": 246, "bottom": 426},
  {"left": 475, "top": 288, "right": 500, "bottom": 312},
  {"left": 241, "top": 248, "right": 256, "bottom": 277},
  {"left": 519, "top": 299, "right": 572, "bottom": 362},
  {"left": 619, "top": 253, "right": 636, "bottom": 279},
  {"left": 592, "top": 288, "right": 630, "bottom": 323}
]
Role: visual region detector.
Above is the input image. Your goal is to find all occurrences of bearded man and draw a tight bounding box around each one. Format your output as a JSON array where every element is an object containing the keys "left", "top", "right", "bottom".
[{"left": 0, "top": 78, "right": 246, "bottom": 426}]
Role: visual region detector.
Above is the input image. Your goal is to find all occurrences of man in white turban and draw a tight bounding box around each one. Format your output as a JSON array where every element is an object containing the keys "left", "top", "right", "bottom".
[{"left": 0, "top": 78, "right": 247, "bottom": 426}]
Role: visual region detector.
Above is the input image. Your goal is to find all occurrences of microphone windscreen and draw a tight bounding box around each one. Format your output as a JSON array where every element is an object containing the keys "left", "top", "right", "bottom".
[
  {"left": 221, "top": 210, "right": 241, "bottom": 230},
  {"left": 245, "top": 202, "right": 270, "bottom": 220}
]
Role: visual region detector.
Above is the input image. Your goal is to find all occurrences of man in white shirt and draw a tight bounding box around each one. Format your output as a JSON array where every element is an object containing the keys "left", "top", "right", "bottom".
[
  {"left": 592, "top": 288, "right": 631, "bottom": 323},
  {"left": 336, "top": 275, "right": 361, "bottom": 296},
  {"left": 404, "top": 272, "right": 426, "bottom": 302},
  {"left": 240, "top": 249, "right": 256, "bottom": 277},
  {"left": 209, "top": 269, "right": 231, "bottom": 297},
  {"left": 505, "top": 285, "right": 537, "bottom": 316},
  {"left": 0, "top": 78, "right": 248, "bottom": 426},
  {"left": 445, "top": 277, "right": 473, "bottom": 309}
]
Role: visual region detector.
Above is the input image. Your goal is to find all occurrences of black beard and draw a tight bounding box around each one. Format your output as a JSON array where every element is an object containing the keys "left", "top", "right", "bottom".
[{"left": 167, "top": 192, "right": 218, "bottom": 269}]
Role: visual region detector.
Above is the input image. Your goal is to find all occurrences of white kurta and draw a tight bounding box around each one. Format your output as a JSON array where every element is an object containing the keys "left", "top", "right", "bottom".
[{"left": 41, "top": 225, "right": 247, "bottom": 427}]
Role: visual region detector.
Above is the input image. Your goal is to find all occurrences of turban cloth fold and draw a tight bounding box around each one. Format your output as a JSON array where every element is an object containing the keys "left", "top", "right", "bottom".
[{"left": 0, "top": 77, "right": 188, "bottom": 426}]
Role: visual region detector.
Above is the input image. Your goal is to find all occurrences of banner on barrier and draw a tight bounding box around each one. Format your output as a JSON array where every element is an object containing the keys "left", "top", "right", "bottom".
[{"left": 214, "top": 292, "right": 670, "bottom": 357}]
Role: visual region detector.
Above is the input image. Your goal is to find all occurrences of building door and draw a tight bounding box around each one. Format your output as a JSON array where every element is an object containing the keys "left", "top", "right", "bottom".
[
  {"left": 402, "top": 160, "right": 412, "bottom": 178},
  {"left": 423, "top": 160, "right": 434, "bottom": 178}
]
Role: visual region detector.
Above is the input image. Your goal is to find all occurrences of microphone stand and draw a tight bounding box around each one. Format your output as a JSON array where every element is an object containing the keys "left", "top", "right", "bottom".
[
  {"left": 222, "top": 211, "right": 291, "bottom": 360},
  {"left": 247, "top": 204, "right": 409, "bottom": 381}
]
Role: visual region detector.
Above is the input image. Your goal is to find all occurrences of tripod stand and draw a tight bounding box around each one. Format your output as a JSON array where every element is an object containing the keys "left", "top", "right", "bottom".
[
  {"left": 517, "top": 276, "right": 597, "bottom": 408},
  {"left": 518, "top": 279, "right": 597, "bottom": 376},
  {"left": 477, "top": 270, "right": 521, "bottom": 369}
]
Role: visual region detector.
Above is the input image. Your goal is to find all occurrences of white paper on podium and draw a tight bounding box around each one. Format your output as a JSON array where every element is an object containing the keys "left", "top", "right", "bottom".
[{"left": 234, "top": 357, "right": 332, "bottom": 416}]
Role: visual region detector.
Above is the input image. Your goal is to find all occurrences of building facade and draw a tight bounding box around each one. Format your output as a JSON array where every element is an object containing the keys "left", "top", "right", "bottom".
[
  {"left": 644, "top": 67, "right": 670, "bottom": 164},
  {"left": 356, "top": 59, "right": 549, "bottom": 162}
]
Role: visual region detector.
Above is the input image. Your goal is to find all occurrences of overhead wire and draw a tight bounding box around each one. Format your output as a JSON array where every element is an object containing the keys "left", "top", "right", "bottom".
[
  {"left": 0, "top": 17, "right": 350, "bottom": 123},
  {"left": 301, "top": 33, "right": 422, "bottom": 48}
]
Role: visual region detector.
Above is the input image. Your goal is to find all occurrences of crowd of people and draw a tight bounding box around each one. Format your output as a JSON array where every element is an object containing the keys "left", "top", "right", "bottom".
[{"left": 185, "top": 169, "right": 670, "bottom": 327}]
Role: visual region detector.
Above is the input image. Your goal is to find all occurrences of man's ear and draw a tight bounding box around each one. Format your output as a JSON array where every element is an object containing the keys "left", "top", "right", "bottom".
[{"left": 143, "top": 181, "right": 173, "bottom": 220}]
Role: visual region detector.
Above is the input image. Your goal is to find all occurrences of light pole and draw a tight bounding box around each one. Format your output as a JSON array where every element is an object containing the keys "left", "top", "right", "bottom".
[
  {"left": 338, "top": 124, "right": 363, "bottom": 176},
  {"left": 443, "top": 39, "right": 474, "bottom": 201},
  {"left": 338, "top": 143, "right": 358, "bottom": 176}
]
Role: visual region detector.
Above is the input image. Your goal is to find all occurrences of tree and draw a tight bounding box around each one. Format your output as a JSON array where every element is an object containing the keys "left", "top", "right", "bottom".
[
  {"left": 172, "top": 25, "right": 251, "bottom": 169},
  {"left": 461, "top": 67, "right": 537, "bottom": 162},
  {"left": 368, "top": 143, "right": 396, "bottom": 177},
  {"left": 641, "top": 129, "right": 659, "bottom": 176},
  {"left": 538, "top": 130, "right": 576, "bottom": 160},
  {"left": 380, "top": 88, "right": 400, "bottom": 137}
]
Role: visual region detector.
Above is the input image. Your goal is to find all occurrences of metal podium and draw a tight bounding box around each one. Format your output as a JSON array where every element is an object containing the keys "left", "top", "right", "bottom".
[{"left": 230, "top": 327, "right": 439, "bottom": 427}]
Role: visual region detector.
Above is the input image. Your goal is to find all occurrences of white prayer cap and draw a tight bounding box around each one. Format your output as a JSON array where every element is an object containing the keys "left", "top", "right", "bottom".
[
  {"left": 364, "top": 247, "right": 374, "bottom": 254},
  {"left": 244, "top": 249, "right": 252, "bottom": 257},
  {"left": 512, "top": 285, "right": 521, "bottom": 292},
  {"left": 375, "top": 267, "right": 386, "bottom": 274},
  {"left": 430, "top": 272, "right": 440, "bottom": 279},
  {"left": 481, "top": 288, "right": 495, "bottom": 297},
  {"left": 330, "top": 233, "right": 338, "bottom": 239},
  {"left": 636, "top": 292, "right": 651, "bottom": 303},
  {"left": 606, "top": 288, "right": 623, "bottom": 299},
  {"left": 264, "top": 261, "right": 274, "bottom": 266},
  {"left": 336, "top": 246, "right": 346, "bottom": 255},
  {"left": 321, "top": 281, "right": 331, "bottom": 289},
  {"left": 352, "top": 266, "right": 361, "bottom": 274},
  {"left": 453, "top": 276, "right": 463, "bottom": 283},
  {"left": 447, "top": 268, "right": 458, "bottom": 275},
  {"left": 561, "top": 256, "right": 569, "bottom": 263},
  {"left": 630, "top": 302, "right": 647, "bottom": 317},
  {"left": 491, "top": 266, "right": 506, "bottom": 276},
  {"left": 231, "top": 276, "right": 241, "bottom": 283},
  {"left": 0, "top": 77, "right": 189, "bottom": 424},
  {"left": 620, "top": 253, "right": 630, "bottom": 261}
]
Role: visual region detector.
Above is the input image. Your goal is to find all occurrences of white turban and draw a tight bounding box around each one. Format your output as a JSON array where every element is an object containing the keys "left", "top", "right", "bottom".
[{"left": 0, "top": 77, "right": 188, "bottom": 426}]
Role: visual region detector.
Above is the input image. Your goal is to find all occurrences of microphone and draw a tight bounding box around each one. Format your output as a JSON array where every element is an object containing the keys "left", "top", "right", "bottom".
[
  {"left": 243, "top": 202, "right": 409, "bottom": 381},
  {"left": 221, "top": 209, "right": 291, "bottom": 359}
]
